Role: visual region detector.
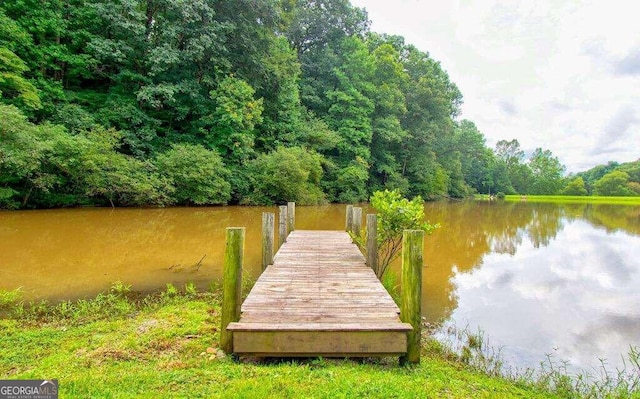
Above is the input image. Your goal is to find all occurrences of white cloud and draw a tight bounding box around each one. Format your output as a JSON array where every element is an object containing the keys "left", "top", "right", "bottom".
[{"left": 351, "top": 0, "right": 640, "bottom": 172}]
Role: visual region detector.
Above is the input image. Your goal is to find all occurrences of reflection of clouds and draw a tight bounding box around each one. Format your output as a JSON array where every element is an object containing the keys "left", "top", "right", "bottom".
[
  {"left": 447, "top": 220, "right": 640, "bottom": 373},
  {"left": 574, "top": 314, "right": 640, "bottom": 353},
  {"left": 549, "top": 230, "right": 636, "bottom": 291}
]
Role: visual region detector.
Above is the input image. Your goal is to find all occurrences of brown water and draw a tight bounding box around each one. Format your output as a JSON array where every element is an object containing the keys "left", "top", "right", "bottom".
[{"left": 1, "top": 201, "right": 639, "bottom": 373}]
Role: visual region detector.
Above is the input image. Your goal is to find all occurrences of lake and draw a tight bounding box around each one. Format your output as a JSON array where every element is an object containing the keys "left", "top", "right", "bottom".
[{"left": 1, "top": 201, "right": 639, "bottom": 375}]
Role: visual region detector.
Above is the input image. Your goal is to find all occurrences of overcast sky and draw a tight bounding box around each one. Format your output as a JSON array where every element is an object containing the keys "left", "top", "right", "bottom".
[{"left": 350, "top": 0, "right": 640, "bottom": 173}]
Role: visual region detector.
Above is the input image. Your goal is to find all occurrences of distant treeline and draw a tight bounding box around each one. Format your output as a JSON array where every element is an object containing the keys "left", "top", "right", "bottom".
[{"left": 1, "top": 1, "right": 638, "bottom": 209}]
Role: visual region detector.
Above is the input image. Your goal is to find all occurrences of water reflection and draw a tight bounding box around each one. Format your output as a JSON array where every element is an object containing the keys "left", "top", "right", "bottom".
[
  {"left": 422, "top": 202, "right": 640, "bottom": 374},
  {"left": 1, "top": 201, "right": 639, "bottom": 374}
]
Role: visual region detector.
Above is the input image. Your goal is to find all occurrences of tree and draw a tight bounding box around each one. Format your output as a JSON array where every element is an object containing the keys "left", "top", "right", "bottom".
[
  {"left": 368, "top": 189, "right": 438, "bottom": 279},
  {"left": 561, "top": 177, "right": 588, "bottom": 196},
  {"left": 401, "top": 44, "right": 462, "bottom": 198},
  {"left": 593, "top": 171, "right": 635, "bottom": 196},
  {"left": 55, "top": 128, "right": 172, "bottom": 207},
  {"left": 0, "top": 11, "right": 41, "bottom": 110},
  {"left": 454, "top": 120, "right": 488, "bottom": 191},
  {"left": 495, "top": 139, "right": 525, "bottom": 169},
  {"left": 281, "top": 0, "right": 369, "bottom": 56},
  {"left": 494, "top": 139, "right": 531, "bottom": 193},
  {"left": 528, "top": 148, "right": 566, "bottom": 195},
  {"left": 323, "top": 36, "right": 375, "bottom": 201},
  {"left": 204, "top": 76, "right": 264, "bottom": 163},
  {"left": 155, "top": 144, "right": 231, "bottom": 205},
  {"left": 244, "top": 146, "right": 326, "bottom": 205},
  {"left": 0, "top": 104, "right": 49, "bottom": 208},
  {"left": 368, "top": 39, "right": 409, "bottom": 193}
]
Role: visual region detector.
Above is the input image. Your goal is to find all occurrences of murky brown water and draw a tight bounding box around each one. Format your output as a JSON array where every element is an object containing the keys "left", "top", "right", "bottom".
[{"left": 1, "top": 201, "right": 639, "bottom": 373}]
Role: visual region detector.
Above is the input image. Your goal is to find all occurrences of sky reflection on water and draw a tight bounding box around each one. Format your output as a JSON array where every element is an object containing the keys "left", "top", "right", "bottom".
[{"left": 446, "top": 217, "right": 640, "bottom": 373}]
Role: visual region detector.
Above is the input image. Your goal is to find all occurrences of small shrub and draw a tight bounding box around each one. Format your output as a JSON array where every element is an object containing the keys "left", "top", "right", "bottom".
[{"left": 368, "top": 189, "right": 439, "bottom": 279}]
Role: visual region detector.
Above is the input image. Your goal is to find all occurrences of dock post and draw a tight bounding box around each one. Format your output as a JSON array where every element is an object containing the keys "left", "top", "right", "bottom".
[
  {"left": 366, "top": 214, "right": 378, "bottom": 272},
  {"left": 287, "top": 202, "right": 296, "bottom": 233},
  {"left": 278, "top": 205, "right": 288, "bottom": 248},
  {"left": 345, "top": 205, "right": 354, "bottom": 232},
  {"left": 400, "top": 229, "right": 424, "bottom": 365},
  {"left": 352, "top": 207, "right": 363, "bottom": 237},
  {"left": 262, "top": 212, "right": 275, "bottom": 271},
  {"left": 220, "top": 227, "right": 245, "bottom": 354}
]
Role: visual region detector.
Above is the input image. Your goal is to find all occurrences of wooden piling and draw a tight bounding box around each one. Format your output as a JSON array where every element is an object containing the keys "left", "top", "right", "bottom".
[
  {"left": 345, "top": 205, "right": 354, "bottom": 232},
  {"left": 278, "top": 205, "right": 288, "bottom": 248},
  {"left": 400, "top": 229, "right": 424, "bottom": 365},
  {"left": 366, "top": 214, "right": 378, "bottom": 272},
  {"left": 352, "top": 207, "right": 363, "bottom": 237},
  {"left": 262, "top": 213, "right": 275, "bottom": 271},
  {"left": 220, "top": 227, "right": 245, "bottom": 354},
  {"left": 287, "top": 202, "right": 295, "bottom": 233}
]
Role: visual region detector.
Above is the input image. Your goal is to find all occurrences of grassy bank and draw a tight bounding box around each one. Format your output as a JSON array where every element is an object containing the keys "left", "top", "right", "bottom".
[
  {"left": 475, "top": 194, "right": 640, "bottom": 205},
  {"left": 0, "top": 284, "right": 560, "bottom": 399},
  {"left": 2, "top": 284, "right": 638, "bottom": 398}
]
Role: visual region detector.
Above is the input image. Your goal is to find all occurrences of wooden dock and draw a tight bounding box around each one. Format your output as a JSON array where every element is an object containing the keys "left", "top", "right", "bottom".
[{"left": 227, "top": 230, "right": 412, "bottom": 357}]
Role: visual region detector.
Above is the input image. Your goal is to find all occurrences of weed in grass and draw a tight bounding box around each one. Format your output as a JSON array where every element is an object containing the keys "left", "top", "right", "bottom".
[
  {"left": 184, "top": 282, "right": 197, "bottom": 297},
  {"left": 434, "top": 321, "right": 640, "bottom": 398},
  {"left": 531, "top": 347, "right": 640, "bottom": 398},
  {"left": 164, "top": 282, "right": 179, "bottom": 298},
  {"left": 241, "top": 271, "right": 256, "bottom": 297},
  {"left": 381, "top": 271, "right": 400, "bottom": 305},
  {"left": 0, "top": 288, "right": 22, "bottom": 307},
  {"left": 435, "top": 323, "right": 504, "bottom": 377}
]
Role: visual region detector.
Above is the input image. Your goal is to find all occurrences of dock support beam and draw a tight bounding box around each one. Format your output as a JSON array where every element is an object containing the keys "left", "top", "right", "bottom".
[
  {"left": 366, "top": 214, "right": 378, "bottom": 272},
  {"left": 352, "top": 207, "right": 362, "bottom": 237},
  {"left": 220, "top": 227, "right": 245, "bottom": 354},
  {"left": 400, "top": 229, "right": 424, "bottom": 365},
  {"left": 278, "top": 205, "right": 288, "bottom": 248},
  {"left": 287, "top": 202, "right": 296, "bottom": 233},
  {"left": 262, "top": 213, "right": 275, "bottom": 271},
  {"left": 345, "top": 205, "right": 354, "bottom": 232}
]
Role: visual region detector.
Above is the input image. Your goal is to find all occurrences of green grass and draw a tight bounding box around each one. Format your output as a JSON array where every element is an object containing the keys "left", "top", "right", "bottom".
[
  {"left": 1, "top": 284, "right": 638, "bottom": 398},
  {"left": 475, "top": 194, "right": 640, "bottom": 205},
  {"left": 505, "top": 195, "right": 640, "bottom": 205},
  {"left": 1, "top": 285, "right": 560, "bottom": 399}
]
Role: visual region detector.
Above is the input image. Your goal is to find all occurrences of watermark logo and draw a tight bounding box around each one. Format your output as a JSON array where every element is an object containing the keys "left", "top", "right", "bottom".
[{"left": 0, "top": 380, "right": 58, "bottom": 399}]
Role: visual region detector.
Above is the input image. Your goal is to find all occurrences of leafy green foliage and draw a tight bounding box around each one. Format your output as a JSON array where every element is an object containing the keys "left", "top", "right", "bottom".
[
  {"left": 528, "top": 148, "right": 566, "bottom": 195},
  {"left": 369, "top": 190, "right": 438, "bottom": 278},
  {"left": 0, "top": 104, "right": 173, "bottom": 208},
  {"left": 205, "top": 76, "right": 264, "bottom": 163},
  {"left": 244, "top": 146, "right": 326, "bottom": 205},
  {"left": 576, "top": 159, "right": 640, "bottom": 196},
  {"left": 155, "top": 144, "right": 231, "bottom": 205},
  {"left": 593, "top": 171, "right": 635, "bottom": 196},
  {"left": 561, "top": 177, "right": 588, "bottom": 196},
  {"left": 55, "top": 128, "right": 173, "bottom": 207},
  {"left": 0, "top": 47, "right": 42, "bottom": 109}
]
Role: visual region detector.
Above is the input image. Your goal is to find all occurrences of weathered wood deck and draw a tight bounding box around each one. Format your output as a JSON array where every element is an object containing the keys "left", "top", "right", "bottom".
[{"left": 227, "top": 230, "right": 412, "bottom": 357}]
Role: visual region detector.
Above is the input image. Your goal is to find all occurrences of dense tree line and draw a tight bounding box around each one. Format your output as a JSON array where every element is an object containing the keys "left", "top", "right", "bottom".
[
  {"left": 566, "top": 160, "right": 640, "bottom": 196},
  {"left": 1, "top": 1, "right": 637, "bottom": 209}
]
